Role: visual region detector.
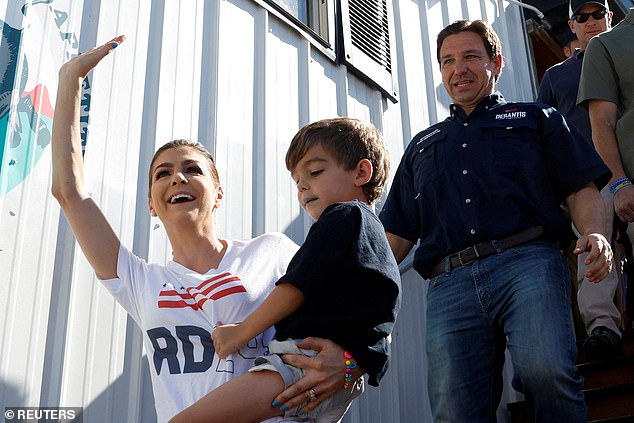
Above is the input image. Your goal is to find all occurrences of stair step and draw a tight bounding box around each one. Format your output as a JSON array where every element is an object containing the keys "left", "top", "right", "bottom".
[
  {"left": 579, "top": 356, "right": 634, "bottom": 389},
  {"left": 589, "top": 417, "right": 634, "bottom": 423},
  {"left": 510, "top": 335, "right": 634, "bottom": 422},
  {"left": 585, "top": 383, "right": 634, "bottom": 421},
  {"left": 508, "top": 383, "right": 634, "bottom": 421}
]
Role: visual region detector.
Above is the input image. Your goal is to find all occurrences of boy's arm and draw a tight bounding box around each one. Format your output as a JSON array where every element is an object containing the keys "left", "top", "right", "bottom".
[{"left": 212, "top": 283, "right": 304, "bottom": 358}]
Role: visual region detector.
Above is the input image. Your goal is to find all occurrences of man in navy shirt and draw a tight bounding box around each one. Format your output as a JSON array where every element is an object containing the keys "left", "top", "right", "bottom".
[
  {"left": 538, "top": 0, "right": 622, "bottom": 361},
  {"left": 562, "top": 29, "right": 581, "bottom": 58},
  {"left": 380, "top": 19, "right": 613, "bottom": 422}
]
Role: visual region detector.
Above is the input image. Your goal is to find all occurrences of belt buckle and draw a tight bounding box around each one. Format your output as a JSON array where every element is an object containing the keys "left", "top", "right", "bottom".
[{"left": 458, "top": 244, "right": 480, "bottom": 266}]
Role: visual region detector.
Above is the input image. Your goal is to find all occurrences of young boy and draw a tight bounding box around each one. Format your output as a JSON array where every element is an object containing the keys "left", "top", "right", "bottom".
[{"left": 171, "top": 117, "right": 401, "bottom": 423}]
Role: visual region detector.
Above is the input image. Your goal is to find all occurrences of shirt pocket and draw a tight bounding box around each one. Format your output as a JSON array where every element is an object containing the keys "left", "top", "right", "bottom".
[
  {"left": 484, "top": 120, "right": 538, "bottom": 167},
  {"left": 411, "top": 133, "right": 448, "bottom": 188}
]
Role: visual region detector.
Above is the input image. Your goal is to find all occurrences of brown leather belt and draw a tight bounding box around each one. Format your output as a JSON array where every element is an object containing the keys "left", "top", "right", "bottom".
[{"left": 429, "top": 226, "right": 545, "bottom": 278}]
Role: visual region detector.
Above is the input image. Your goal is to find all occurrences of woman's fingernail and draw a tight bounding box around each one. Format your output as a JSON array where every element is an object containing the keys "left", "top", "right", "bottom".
[
  {"left": 112, "top": 42, "right": 119, "bottom": 49},
  {"left": 280, "top": 405, "right": 288, "bottom": 412},
  {"left": 271, "top": 400, "right": 280, "bottom": 407},
  {"left": 294, "top": 338, "right": 303, "bottom": 343}
]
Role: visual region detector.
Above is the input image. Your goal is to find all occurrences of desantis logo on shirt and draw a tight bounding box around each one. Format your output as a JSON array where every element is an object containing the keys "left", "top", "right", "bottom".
[{"left": 495, "top": 108, "right": 526, "bottom": 120}]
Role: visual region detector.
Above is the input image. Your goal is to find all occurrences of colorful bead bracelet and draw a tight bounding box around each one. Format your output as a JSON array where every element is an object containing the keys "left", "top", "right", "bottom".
[{"left": 343, "top": 351, "right": 356, "bottom": 389}]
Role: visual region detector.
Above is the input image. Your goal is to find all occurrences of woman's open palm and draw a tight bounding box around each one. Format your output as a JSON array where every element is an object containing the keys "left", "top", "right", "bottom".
[{"left": 59, "top": 35, "right": 125, "bottom": 79}]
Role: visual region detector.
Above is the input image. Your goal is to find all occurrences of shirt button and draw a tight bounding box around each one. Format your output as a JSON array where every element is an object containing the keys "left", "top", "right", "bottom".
[
  {"left": 465, "top": 198, "right": 471, "bottom": 203},
  {"left": 462, "top": 169, "right": 468, "bottom": 175},
  {"left": 470, "top": 229, "right": 476, "bottom": 235},
  {"left": 462, "top": 143, "right": 467, "bottom": 148}
]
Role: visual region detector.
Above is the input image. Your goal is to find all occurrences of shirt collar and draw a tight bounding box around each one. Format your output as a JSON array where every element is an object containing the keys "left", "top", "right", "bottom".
[
  {"left": 573, "top": 48, "right": 584, "bottom": 60},
  {"left": 449, "top": 92, "right": 507, "bottom": 121}
]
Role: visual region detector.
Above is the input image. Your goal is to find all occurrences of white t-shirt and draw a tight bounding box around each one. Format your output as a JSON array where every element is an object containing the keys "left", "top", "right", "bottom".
[{"left": 101, "top": 232, "right": 299, "bottom": 422}]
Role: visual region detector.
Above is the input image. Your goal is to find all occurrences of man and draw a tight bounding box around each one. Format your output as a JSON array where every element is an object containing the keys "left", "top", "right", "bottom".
[
  {"left": 578, "top": 5, "right": 634, "bottom": 347},
  {"left": 380, "top": 20, "right": 612, "bottom": 422},
  {"left": 537, "top": 0, "right": 622, "bottom": 361},
  {"left": 563, "top": 29, "right": 582, "bottom": 58}
]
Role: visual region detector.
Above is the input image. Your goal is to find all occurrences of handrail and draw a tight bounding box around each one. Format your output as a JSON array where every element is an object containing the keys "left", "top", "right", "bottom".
[{"left": 504, "top": 0, "right": 545, "bottom": 20}]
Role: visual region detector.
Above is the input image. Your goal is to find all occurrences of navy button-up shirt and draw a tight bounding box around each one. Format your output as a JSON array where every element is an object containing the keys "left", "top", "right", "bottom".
[{"left": 379, "top": 92, "right": 610, "bottom": 279}]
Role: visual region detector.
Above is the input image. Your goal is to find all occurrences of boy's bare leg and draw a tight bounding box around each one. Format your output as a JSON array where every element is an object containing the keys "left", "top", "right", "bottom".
[{"left": 169, "top": 370, "right": 286, "bottom": 423}]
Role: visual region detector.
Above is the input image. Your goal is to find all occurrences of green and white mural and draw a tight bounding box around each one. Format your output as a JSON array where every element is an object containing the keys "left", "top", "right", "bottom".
[{"left": 0, "top": 0, "right": 86, "bottom": 197}]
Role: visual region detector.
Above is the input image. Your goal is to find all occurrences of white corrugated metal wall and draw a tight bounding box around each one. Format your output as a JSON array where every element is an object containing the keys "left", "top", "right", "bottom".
[{"left": 0, "top": 0, "right": 536, "bottom": 421}]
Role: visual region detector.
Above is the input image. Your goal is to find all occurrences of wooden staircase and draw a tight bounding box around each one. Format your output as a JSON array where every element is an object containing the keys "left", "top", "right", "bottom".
[{"left": 508, "top": 334, "right": 634, "bottom": 422}]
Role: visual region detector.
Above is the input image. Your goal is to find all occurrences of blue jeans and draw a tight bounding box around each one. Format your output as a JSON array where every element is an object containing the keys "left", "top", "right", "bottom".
[{"left": 426, "top": 241, "right": 586, "bottom": 422}]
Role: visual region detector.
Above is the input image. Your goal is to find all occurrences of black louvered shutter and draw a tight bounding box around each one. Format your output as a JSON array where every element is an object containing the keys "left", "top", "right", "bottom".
[{"left": 339, "top": 0, "right": 397, "bottom": 101}]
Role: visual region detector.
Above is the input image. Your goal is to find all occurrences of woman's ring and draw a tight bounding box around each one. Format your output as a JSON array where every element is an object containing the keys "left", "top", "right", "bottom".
[{"left": 308, "top": 388, "right": 318, "bottom": 401}]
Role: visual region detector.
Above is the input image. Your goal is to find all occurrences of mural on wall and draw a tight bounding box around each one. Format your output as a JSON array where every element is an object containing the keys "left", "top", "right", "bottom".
[{"left": 0, "top": 0, "right": 89, "bottom": 198}]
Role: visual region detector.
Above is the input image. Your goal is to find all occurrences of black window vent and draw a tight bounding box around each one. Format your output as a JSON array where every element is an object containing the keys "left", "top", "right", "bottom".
[{"left": 349, "top": 0, "right": 391, "bottom": 73}]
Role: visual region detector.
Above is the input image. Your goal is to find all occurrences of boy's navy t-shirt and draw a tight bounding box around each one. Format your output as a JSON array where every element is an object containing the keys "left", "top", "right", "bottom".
[{"left": 274, "top": 201, "right": 401, "bottom": 387}]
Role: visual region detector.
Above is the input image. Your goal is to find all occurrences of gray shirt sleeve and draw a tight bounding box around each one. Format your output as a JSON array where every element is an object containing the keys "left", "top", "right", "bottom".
[{"left": 577, "top": 36, "right": 619, "bottom": 109}]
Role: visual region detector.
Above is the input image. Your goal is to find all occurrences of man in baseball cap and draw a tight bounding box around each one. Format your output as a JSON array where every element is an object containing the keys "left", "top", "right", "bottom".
[
  {"left": 540, "top": 0, "right": 622, "bottom": 362},
  {"left": 570, "top": 0, "right": 609, "bottom": 19}
]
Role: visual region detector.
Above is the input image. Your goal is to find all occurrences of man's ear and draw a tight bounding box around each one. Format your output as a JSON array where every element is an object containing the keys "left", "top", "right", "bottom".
[
  {"left": 354, "top": 159, "right": 373, "bottom": 187},
  {"left": 491, "top": 53, "right": 503, "bottom": 78},
  {"left": 148, "top": 197, "right": 157, "bottom": 217}
]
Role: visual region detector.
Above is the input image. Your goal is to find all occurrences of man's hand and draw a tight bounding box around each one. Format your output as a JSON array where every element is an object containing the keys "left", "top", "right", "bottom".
[
  {"left": 614, "top": 184, "right": 634, "bottom": 222},
  {"left": 573, "top": 233, "right": 613, "bottom": 282},
  {"left": 211, "top": 323, "right": 246, "bottom": 359}
]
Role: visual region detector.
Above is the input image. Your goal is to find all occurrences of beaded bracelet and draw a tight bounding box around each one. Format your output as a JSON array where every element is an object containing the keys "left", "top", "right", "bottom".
[
  {"left": 609, "top": 176, "right": 630, "bottom": 191},
  {"left": 343, "top": 351, "right": 356, "bottom": 389},
  {"left": 609, "top": 177, "right": 633, "bottom": 195}
]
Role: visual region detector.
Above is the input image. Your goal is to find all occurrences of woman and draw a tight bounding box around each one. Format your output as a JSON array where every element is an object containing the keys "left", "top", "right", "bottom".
[{"left": 51, "top": 35, "right": 360, "bottom": 422}]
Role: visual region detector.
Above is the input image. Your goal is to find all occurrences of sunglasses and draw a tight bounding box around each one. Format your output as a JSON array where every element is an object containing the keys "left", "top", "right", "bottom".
[{"left": 572, "top": 9, "right": 607, "bottom": 23}]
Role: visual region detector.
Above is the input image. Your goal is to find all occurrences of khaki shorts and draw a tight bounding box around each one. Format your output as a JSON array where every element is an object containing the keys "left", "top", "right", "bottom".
[{"left": 249, "top": 339, "right": 364, "bottom": 423}]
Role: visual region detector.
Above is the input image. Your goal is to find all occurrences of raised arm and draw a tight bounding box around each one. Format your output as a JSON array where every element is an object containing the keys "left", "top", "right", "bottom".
[{"left": 51, "top": 36, "right": 125, "bottom": 279}]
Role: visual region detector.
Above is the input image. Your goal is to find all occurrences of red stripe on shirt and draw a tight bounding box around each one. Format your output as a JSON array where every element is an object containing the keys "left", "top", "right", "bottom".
[
  {"left": 157, "top": 300, "right": 201, "bottom": 310},
  {"left": 209, "top": 285, "right": 247, "bottom": 300}
]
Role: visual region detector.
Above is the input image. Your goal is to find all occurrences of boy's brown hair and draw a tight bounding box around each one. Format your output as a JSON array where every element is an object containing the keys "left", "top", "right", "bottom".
[{"left": 286, "top": 117, "right": 389, "bottom": 205}]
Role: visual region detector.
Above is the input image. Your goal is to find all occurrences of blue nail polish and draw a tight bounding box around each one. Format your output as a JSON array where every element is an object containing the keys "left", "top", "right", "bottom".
[
  {"left": 280, "top": 405, "right": 288, "bottom": 412},
  {"left": 271, "top": 400, "right": 280, "bottom": 407},
  {"left": 294, "top": 338, "right": 303, "bottom": 343},
  {"left": 112, "top": 42, "right": 119, "bottom": 49}
]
